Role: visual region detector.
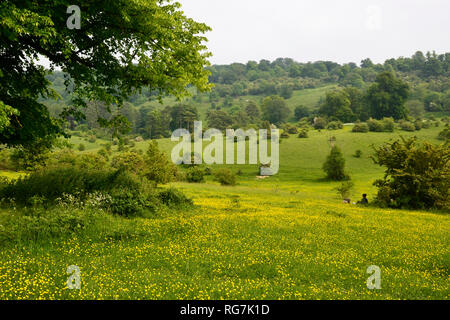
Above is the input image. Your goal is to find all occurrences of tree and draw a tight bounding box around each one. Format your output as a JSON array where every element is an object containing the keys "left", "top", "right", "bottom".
[
  {"left": 0, "top": 0, "right": 211, "bottom": 147},
  {"left": 245, "top": 101, "right": 260, "bottom": 122},
  {"left": 323, "top": 146, "right": 348, "bottom": 181},
  {"left": 261, "top": 95, "right": 290, "bottom": 125},
  {"left": 207, "top": 110, "right": 233, "bottom": 131},
  {"left": 372, "top": 137, "right": 449, "bottom": 209},
  {"left": 144, "top": 141, "right": 177, "bottom": 185},
  {"left": 366, "top": 71, "right": 409, "bottom": 120},
  {"left": 406, "top": 100, "right": 425, "bottom": 118},
  {"left": 319, "top": 90, "right": 355, "bottom": 123},
  {"left": 169, "top": 104, "right": 199, "bottom": 132},
  {"left": 294, "top": 105, "right": 310, "bottom": 120}
]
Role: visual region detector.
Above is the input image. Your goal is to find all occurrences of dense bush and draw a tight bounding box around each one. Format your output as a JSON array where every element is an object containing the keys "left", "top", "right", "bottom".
[
  {"left": 0, "top": 167, "right": 141, "bottom": 206},
  {"left": 437, "top": 127, "right": 450, "bottom": 142},
  {"left": 322, "top": 146, "right": 349, "bottom": 181},
  {"left": 313, "top": 117, "right": 327, "bottom": 130},
  {"left": 367, "top": 118, "right": 385, "bottom": 132},
  {"left": 398, "top": 120, "right": 416, "bottom": 132},
  {"left": 111, "top": 151, "right": 145, "bottom": 175},
  {"left": 213, "top": 169, "right": 237, "bottom": 186},
  {"left": 353, "top": 150, "right": 363, "bottom": 158},
  {"left": 372, "top": 137, "right": 449, "bottom": 209},
  {"left": 298, "top": 129, "right": 308, "bottom": 138},
  {"left": 327, "top": 121, "right": 343, "bottom": 130},
  {"left": 352, "top": 122, "right": 369, "bottom": 133},
  {"left": 186, "top": 166, "right": 205, "bottom": 183},
  {"left": 144, "top": 141, "right": 178, "bottom": 185},
  {"left": 158, "top": 188, "right": 193, "bottom": 207},
  {"left": 334, "top": 181, "right": 355, "bottom": 199}
]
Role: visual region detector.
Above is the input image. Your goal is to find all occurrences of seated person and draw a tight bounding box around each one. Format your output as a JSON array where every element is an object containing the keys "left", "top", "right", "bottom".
[{"left": 357, "top": 194, "right": 369, "bottom": 205}]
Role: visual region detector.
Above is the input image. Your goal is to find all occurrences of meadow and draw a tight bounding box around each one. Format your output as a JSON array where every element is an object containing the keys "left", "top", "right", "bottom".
[{"left": 0, "top": 125, "right": 448, "bottom": 300}]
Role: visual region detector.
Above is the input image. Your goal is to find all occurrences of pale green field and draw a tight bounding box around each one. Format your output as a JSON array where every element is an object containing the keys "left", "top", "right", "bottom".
[{"left": 0, "top": 125, "right": 448, "bottom": 300}]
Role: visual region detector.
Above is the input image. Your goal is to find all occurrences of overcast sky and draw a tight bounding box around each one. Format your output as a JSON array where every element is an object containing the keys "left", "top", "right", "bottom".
[{"left": 179, "top": 0, "right": 450, "bottom": 66}]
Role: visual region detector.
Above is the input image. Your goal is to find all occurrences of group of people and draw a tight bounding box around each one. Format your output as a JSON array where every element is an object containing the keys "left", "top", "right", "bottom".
[{"left": 343, "top": 194, "right": 369, "bottom": 205}]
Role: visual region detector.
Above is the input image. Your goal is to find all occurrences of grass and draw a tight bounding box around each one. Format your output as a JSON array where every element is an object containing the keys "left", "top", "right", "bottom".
[{"left": 0, "top": 125, "right": 448, "bottom": 300}]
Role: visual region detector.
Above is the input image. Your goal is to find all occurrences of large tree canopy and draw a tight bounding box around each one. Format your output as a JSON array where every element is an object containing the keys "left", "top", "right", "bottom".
[{"left": 0, "top": 0, "right": 212, "bottom": 147}]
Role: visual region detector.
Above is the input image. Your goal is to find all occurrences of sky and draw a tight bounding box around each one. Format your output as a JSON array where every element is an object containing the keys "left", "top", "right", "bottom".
[{"left": 179, "top": 0, "right": 450, "bottom": 66}]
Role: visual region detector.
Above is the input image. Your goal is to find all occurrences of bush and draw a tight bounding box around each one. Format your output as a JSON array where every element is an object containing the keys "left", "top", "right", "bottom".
[
  {"left": 399, "top": 120, "right": 416, "bottom": 132},
  {"left": 144, "top": 141, "right": 178, "bottom": 185},
  {"left": 367, "top": 118, "right": 384, "bottom": 132},
  {"left": 284, "top": 124, "right": 298, "bottom": 134},
  {"left": 111, "top": 151, "right": 145, "bottom": 175},
  {"left": 0, "top": 167, "right": 141, "bottom": 206},
  {"left": 322, "top": 146, "right": 349, "bottom": 181},
  {"left": 280, "top": 131, "right": 290, "bottom": 138},
  {"left": 353, "top": 150, "right": 363, "bottom": 158},
  {"left": 327, "top": 121, "right": 343, "bottom": 130},
  {"left": 186, "top": 167, "right": 205, "bottom": 183},
  {"left": 213, "top": 169, "right": 237, "bottom": 186},
  {"left": 78, "top": 143, "right": 86, "bottom": 151},
  {"left": 372, "top": 137, "right": 449, "bottom": 209},
  {"left": 382, "top": 117, "right": 395, "bottom": 132},
  {"left": 334, "top": 181, "right": 355, "bottom": 199},
  {"left": 297, "top": 129, "right": 308, "bottom": 138},
  {"left": 352, "top": 122, "right": 369, "bottom": 133},
  {"left": 158, "top": 188, "right": 193, "bottom": 207},
  {"left": 313, "top": 117, "right": 327, "bottom": 130},
  {"left": 438, "top": 127, "right": 450, "bottom": 142},
  {"left": 88, "top": 135, "right": 97, "bottom": 143},
  {"left": 107, "top": 188, "right": 157, "bottom": 217}
]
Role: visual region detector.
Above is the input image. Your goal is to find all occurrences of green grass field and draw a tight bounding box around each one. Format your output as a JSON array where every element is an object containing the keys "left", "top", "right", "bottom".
[{"left": 0, "top": 125, "right": 449, "bottom": 299}]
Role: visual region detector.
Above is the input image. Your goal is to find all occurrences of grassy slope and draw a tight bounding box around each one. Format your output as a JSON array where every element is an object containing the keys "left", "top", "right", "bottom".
[{"left": 0, "top": 126, "right": 449, "bottom": 299}]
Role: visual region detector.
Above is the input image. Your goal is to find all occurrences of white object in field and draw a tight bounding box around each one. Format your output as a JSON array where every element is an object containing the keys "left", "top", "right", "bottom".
[{"left": 259, "top": 166, "right": 274, "bottom": 176}]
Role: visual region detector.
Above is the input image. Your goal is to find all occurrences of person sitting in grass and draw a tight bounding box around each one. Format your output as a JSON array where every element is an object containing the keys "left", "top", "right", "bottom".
[{"left": 357, "top": 194, "right": 369, "bottom": 205}]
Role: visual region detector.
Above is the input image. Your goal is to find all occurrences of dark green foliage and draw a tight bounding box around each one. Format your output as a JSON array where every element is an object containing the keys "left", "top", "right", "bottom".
[
  {"left": 213, "top": 169, "right": 237, "bottom": 186},
  {"left": 437, "top": 127, "right": 450, "bottom": 142},
  {"left": 107, "top": 189, "right": 157, "bottom": 217},
  {"left": 294, "top": 105, "right": 310, "bottom": 120},
  {"left": 0, "top": 167, "right": 141, "bottom": 206},
  {"left": 353, "top": 150, "right": 363, "bottom": 158},
  {"left": 319, "top": 90, "right": 355, "bottom": 122},
  {"left": 261, "top": 96, "right": 290, "bottom": 125},
  {"left": 366, "top": 72, "right": 409, "bottom": 120},
  {"left": 0, "top": 0, "right": 211, "bottom": 148},
  {"left": 313, "top": 117, "right": 327, "bottom": 130},
  {"left": 372, "top": 137, "right": 449, "bottom": 209},
  {"left": 186, "top": 167, "right": 205, "bottom": 183},
  {"left": 322, "top": 146, "right": 349, "bottom": 181},
  {"left": 367, "top": 118, "right": 385, "bottom": 132},
  {"left": 158, "top": 188, "right": 193, "bottom": 207}
]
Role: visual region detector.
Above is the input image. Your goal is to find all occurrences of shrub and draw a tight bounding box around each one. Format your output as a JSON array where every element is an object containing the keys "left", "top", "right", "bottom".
[
  {"left": 372, "top": 137, "right": 449, "bottom": 209},
  {"left": 158, "top": 188, "right": 193, "bottom": 207},
  {"left": 437, "top": 127, "right": 450, "bottom": 142},
  {"left": 284, "top": 124, "right": 298, "bottom": 134},
  {"left": 353, "top": 150, "right": 363, "bottom": 158},
  {"left": 382, "top": 117, "right": 395, "bottom": 132},
  {"left": 367, "top": 118, "right": 384, "bottom": 132},
  {"left": 107, "top": 188, "right": 156, "bottom": 217},
  {"left": 322, "top": 146, "right": 349, "bottom": 181},
  {"left": 327, "top": 121, "right": 343, "bottom": 130},
  {"left": 280, "top": 131, "right": 290, "bottom": 138},
  {"left": 414, "top": 120, "right": 422, "bottom": 131},
  {"left": 334, "top": 181, "right": 355, "bottom": 199},
  {"left": 298, "top": 129, "right": 308, "bottom": 138},
  {"left": 213, "top": 169, "right": 237, "bottom": 186},
  {"left": 88, "top": 135, "right": 96, "bottom": 143},
  {"left": 144, "top": 141, "right": 177, "bottom": 185},
  {"left": 78, "top": 143, "right": 86, "bottom": 151},
  {"left": 186, "top": 167, "right": 205, "bottom": 183},
  {"left": 352, "top": 122, "right": 369, "bottom": 133},
  {"left": 0, "top": 167, "right": 141, "bottom": 206},
  {"left": 398, "top": 120, "right": 416, "bottom": 132},
  {"left": 111, "top": 151, "right": 145, "bottom": 175},
  {"left": 313, "top": 117, "right": 327, "bottom": 130}
]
